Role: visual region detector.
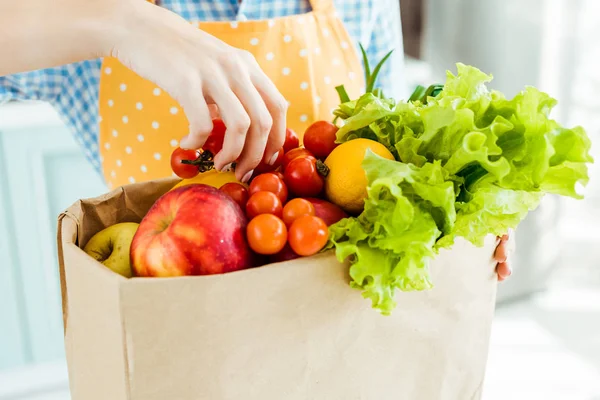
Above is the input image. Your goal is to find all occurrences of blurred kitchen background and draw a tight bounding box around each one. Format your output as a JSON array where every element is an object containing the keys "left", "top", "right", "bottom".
[{"left": 1, "top": 0, "right": 599, "bottom": 399}]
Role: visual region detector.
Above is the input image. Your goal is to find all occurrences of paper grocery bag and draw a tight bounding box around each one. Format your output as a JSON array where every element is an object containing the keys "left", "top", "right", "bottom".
[{"left": 57, "top": 177, "right": 498, "bottom": 400}]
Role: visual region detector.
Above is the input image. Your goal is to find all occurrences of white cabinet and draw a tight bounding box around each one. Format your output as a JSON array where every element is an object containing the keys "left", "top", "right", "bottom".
[{"left": 0, "top": 102, "right": 106, "bottom": 373}]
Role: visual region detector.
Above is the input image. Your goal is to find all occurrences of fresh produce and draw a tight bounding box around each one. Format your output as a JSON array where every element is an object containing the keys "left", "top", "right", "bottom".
[
  {"left": 326, "top": 58, "right": 593, "bottom": 314},
  {"left": 247, "top": 214, "right": 288, "bottom": 255},
  {"left": 282, "top": 198, "right": 315, "bottom": 227},
  {"left": 304, "top": 198, "right": 348, "bottom": 226},
  {"left": 283, "top": 128, "right": 300, "bottom": 153},
  {"left": 269, "top": 244, "right": 301, "bottom": 263},
  {"left": 100, "top": 45, "right": 591, "bottom": 320},
  {"left": 288, "top": 215, "right": 329, "bottom": 256},
  {"left": 169, "top": 120, "right": 227, "bottom": 179},
  {"left": 284, "top": 156, "right": 326, "bottom": 197},
  {"left": 303, "top": 120, "right": 339, "bottom": 159},
  {"left": 241, "top": 166, "right": 328, "bottom": 258},
  {"left": 131, "top": 184, "right": 254, "bottom": 277},
  {"left": 202, "top": 118, "right": 227, "bottom": 155},
  {"left": 171, "top": 169, "right": 239, "bottom": 191},
  {"left": 171, "top": 148, "right": 201, "bottom": 179},
  {"left": 172, "top": 118, "right": 292, "bottom": 181},
  {"left": 253, "top": 147, "right": 285, "bottom": 175},
  {"left": 84, "top": 222, "right": 139, "bottom": 278},
  {"left": 220, "top": 182, "right": 249, "bottom": 210},
  {"left": 249, "top": 172, "right": 288, "bottom": 205},
  {"left": 282, "top": 147, "right": 315, "bottom": 171},
  {"left": 324, "top": 138, "right": 394, "bottom": 214},
  {"left": 246, "top": 191, "right": 283, "bottom": 219}
]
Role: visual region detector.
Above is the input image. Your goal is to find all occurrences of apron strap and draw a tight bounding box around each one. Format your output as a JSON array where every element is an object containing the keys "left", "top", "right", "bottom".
[{"left": 308, "top": 0, "right": 336, "bottom": 14}]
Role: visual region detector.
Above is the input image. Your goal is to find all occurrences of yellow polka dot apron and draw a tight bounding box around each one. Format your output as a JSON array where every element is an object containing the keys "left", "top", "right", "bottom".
[{"left": 99, "top": 0, "right": 365, "bottom": 188}]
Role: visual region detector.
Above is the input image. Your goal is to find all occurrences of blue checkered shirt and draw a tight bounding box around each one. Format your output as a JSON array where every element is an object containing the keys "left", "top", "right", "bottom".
[{"left": 0, "top": 0, "right": 405, "bottom": 174}]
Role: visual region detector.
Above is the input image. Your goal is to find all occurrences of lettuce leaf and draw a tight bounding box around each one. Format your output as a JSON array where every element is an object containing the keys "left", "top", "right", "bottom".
[
  {"left": 451, "top": 181, "right": 544, "bottom": 247},
  {"left": 329, "top": 152, "right": 455, "bottom": 314},
  {"left": 329, "top": 62, "right": 593, "bottom": 314}
]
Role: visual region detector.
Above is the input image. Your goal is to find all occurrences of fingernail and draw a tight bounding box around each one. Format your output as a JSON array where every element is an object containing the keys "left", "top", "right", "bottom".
[
  {"left": 267, "top": 151, "right": 280, "bottom": 165},
  {"left": 241, "top": 170, "right": 254, "bottom": 183},
  {"left": 220, "top": 163, "right": 233, "bottom": 172},
  {"left": 179, "top": 135, "right": 191, "bottom": 149}
]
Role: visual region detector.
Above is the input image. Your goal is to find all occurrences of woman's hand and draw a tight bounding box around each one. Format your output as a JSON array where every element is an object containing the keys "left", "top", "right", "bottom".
[
  {"left": 113, "top": 1, "right": 287, "bottom": 182},
  {"left": 1, "top": 0, "right": 286, "bottom": 183},
  {"left": 493, "top": 230, "right": 514, "bottom": 281}
]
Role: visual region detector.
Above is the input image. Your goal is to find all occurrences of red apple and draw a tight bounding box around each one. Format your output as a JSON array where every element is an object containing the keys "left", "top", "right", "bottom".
[
  {"left": 269, "top": 243, "right": 301, "bottom": 263},
  {"left": 304, "top": 198, "right": 348, "bottom": 226},
  {"left": 131, "top": 184, "right": 255, "bottom": 277}
]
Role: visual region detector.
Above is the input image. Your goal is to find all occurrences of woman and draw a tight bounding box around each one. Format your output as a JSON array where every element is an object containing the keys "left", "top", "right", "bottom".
[{"left": 1, "top": 0, "right": 512, "bottom": 278}]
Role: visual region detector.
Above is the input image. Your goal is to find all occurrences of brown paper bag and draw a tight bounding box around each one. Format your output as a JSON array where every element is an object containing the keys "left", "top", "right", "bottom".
[{"left": 57, "top": 177, "right": 498, "bottom": 400}]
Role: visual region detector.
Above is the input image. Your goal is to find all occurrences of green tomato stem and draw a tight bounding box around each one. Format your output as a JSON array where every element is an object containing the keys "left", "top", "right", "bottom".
[
  {"left": 316, "top": 159, "right": 330, "bottom": 178},
  {"left": 180, "top": 150, "right": 217, "bottom": 173}
]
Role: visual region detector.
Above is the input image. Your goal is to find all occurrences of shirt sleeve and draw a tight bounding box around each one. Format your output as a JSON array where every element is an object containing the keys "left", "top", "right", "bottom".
[
  {"left": 0, "top": 68, "right": 65, "bottom": 104},
  {"left": 366, "top": 0, "right": 408, "bottom": 100}
]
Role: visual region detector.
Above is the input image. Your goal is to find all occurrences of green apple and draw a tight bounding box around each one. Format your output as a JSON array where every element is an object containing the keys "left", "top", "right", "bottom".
[{"left": 84, "top": 222, "right": 139, "bottom": 278}]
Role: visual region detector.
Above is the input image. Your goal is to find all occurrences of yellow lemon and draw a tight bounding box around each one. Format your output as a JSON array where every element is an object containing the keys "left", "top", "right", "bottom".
[
  {"left": 170, "top": 170, "right": 242, "bottom": 191},
  {"left": 324, "top": 138, "right": 395, "bottom": 214}
]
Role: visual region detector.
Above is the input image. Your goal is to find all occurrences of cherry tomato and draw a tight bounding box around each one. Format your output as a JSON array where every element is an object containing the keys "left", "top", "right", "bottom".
[
  {"left": 282, "top": 147, "right": 315, "bottom": 171},
  {"left": 170, "top": 148, "right": 200, "bottom": 179},
  {"left": 284, "top": 156, "right": 325, "bottom": 197},
  {"left": 303, "top": 121, "right": 339, "bottom": 159},
  {"left": 273, "top": 171, "right": 285, "bottom": 181},
  {"left": 283, "top": 128, "right": 300, "bottom": 153},
  {"left": 220, "top": 182, "right": 249, "bottom": 210},
  {"left": 202, "top": 119, "right": 227, "bottom": 155},
  {"left": 288, "top": 215, "right": 329, "bottom": 256},
  {"left": 282, "top": 198, "right": 315, "bottom": 227},
  {"left": 246, "top": 191, "right": 283, "bottom": 219},
  {"left": 254, "top": 147, "right": 285, "bottom": 175},
  {"left": 247, "top": 214, "right": 288, "bottom": 255},
  {"left": 249, "top": 173, "right": 288, "bottom": 205},
  {"left": 269, "top": 243, "right": 301, "bottom": 263}
]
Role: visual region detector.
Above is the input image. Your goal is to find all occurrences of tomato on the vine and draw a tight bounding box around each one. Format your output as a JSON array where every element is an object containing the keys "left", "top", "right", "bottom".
[
  {"left": 283, "top": 128, "right": 300, "bottom": 153},
  {"left": 246, "top": 191, "right": 283, "bottom": 219},
  {"left": 288, "top": 215, "right": 329, "bottom": 256},
  {"left": 284, "top": 156, "right": 326, "bottom": 197},
  {"left": 282, "top": 198, "right": 315, "bottom": 227},
  {"left": 253, "top": 147, "right": 285, "bottom": 175},
  {"left": 303, "top": 121, "right": 339, "bottom": 159},
  {"left": 282, "top": 147, "right": 315, "bottom": 171},
  {"left": 202, "top": 119, "right": 227, "bottom": 155},
  {"left": 249, "top": 173, "right": 288, "bottom": 204},
  {"left": 247, "top": 214, "right": 288, "bottom": 255},
  {"left": 220, "top": 182, "right": 249, "bottom": 210},
  {"left": 170, "top": 148, "right": 200, "bottom": 179}
]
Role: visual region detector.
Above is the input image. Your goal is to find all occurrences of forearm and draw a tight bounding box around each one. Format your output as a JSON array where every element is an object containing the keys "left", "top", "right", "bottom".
[{"left": 0, "top": 0, "right": 140, "bottom": 75}]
